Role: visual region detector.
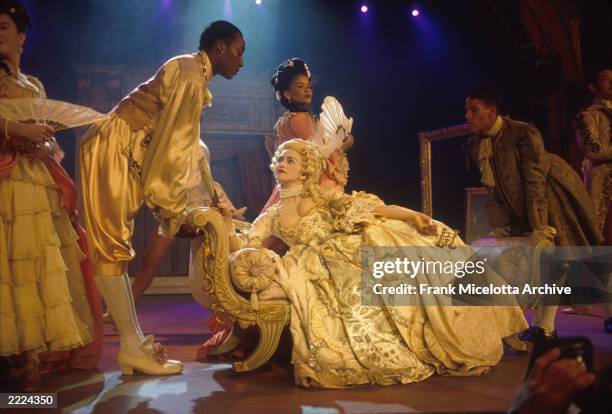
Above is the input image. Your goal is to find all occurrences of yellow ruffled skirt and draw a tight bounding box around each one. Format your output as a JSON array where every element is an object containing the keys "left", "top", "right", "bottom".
[{"left": 0, "top": 157, "right": 93, "bottom": 356}]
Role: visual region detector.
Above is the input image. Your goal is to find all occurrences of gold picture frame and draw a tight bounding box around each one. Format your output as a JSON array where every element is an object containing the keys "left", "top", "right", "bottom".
[{"left": 418, "top": 124, "right": 471, "bottom": 217}]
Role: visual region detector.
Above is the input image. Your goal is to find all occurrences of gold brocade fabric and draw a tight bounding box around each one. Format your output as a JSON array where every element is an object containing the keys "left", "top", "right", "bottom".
[
  {"left": 467, "top": 117, "right": 603, "bottom": 246},
  {"left": 574, "top": 99, "right": 612, "bottom": 231},
  {"left": 79, "top": 53, "right": 212, "bottom": 276},
  {"left": 242, "top": 191, "right": 528, "bottom": 388},
  {"left": 0, "top": 71, "right": 93, "bottom": 356}
]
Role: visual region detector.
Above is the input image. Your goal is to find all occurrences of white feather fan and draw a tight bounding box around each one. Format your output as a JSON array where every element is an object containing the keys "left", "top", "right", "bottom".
[
  {"left": 311, "top": 96, "right": 353, "bottom": 157},
  {"left": 0, "top": 98, "right": 107, "bottom": 131}
]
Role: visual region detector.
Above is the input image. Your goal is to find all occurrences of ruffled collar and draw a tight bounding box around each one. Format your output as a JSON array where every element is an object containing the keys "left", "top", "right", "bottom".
[
  {"left": 483, "top": 115, "right": 504, "bottom": 138},
  {"left": 593, "top": 98, "right": 612, "bottom": 110}
]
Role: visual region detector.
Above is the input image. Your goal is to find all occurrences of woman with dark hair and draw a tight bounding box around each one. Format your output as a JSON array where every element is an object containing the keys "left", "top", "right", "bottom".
[
  {"left": 196, "top": 58, "right": 353, "bottom": 361},
  {"left": 79, "top": 20, "right": 245, "bottom": 375},
  {"left": 0, "top": 0, "right": 101, "bottom": 391},
  {"left": 261, "top": 58, "right": 353, "bottom": 212}
]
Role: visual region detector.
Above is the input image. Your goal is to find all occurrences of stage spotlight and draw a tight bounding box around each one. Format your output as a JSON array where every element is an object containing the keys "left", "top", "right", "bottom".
[
  {"left": 411, "top": 9, "right": 420, "bottom": 17},
  {"left": 255, "top": 0, "right": 262, "bottom": 4},
  {"left": 361, "top": 5, "right": 368, "bottom": 13}
]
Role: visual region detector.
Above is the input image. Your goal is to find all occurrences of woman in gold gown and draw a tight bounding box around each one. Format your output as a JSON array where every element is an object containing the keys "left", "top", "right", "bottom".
[{"left": 222, "top": 139, "right": 528, "bottom": 388}]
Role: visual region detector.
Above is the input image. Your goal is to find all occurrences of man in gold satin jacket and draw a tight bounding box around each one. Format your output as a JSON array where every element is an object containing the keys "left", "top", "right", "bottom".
[
  {"left": 79, "top": 20, "right": 245, "bottom": 376},
  {"left": 464, "top": 88, "right": 602, "bottom": 344}
]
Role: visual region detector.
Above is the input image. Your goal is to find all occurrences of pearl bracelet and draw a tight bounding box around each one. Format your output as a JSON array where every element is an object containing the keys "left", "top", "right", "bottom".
[{"left": 3, "top": 119, "right": 10, "bottom": 140}]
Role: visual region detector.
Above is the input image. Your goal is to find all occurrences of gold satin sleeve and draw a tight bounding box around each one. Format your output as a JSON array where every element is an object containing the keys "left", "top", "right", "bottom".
[{"left": 140, "top": 59, "right": 207, "bottom": 236}]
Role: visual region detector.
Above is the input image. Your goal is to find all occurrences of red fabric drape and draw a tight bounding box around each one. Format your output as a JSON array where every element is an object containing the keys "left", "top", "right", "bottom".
[{"left": 0, "top": 140, "right": 18, "bottom": 180}]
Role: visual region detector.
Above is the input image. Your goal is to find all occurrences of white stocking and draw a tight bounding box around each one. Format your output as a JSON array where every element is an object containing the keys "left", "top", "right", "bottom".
[
  {"left": 532, "top": 306, "right": 557, "bottom": 333},
  {"left": 95, "top": 274, "right": 145, "bottom": 357},
  {"left": 122, "top": 273, "right": 146, "bottom": 341}
]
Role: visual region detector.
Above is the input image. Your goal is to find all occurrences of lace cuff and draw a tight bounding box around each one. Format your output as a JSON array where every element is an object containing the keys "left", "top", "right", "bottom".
[
  {"left": 235, "top": 210, "right": 273, "bottom": 248},
  {"left": 327, "top": 191, "right": 384, "bottom": 233},
  {"left": 236, "top": 231, "right": 262, "bottom": 249}
]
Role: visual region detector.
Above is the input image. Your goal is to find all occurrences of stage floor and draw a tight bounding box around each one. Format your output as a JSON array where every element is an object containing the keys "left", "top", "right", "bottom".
[{"left": 21, "top": 295, "right": 612, "bottom": 414}]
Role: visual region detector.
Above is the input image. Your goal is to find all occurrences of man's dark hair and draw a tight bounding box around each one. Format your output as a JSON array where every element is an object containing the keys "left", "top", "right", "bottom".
[
  {"left": 199, "top": 20, "right": 242, "bottom": 51},
  {"left": 467, "top": 87, "right": 499, "bottom": 109},
  {"left": 0, "top": 0, "right": 33, "bottom": 33}
]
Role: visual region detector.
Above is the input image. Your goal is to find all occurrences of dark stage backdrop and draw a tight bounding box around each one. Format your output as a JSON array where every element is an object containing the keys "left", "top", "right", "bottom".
[{"left": 17, "top": 0, "right": 612, "bottom": 235}]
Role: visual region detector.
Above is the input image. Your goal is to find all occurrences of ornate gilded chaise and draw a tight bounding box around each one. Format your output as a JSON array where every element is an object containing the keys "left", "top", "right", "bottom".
[{"left": 185, "top": 206, "right": 290, "bottom": 373}]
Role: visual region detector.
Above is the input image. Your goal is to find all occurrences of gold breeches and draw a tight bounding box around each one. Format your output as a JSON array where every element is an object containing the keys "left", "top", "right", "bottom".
[{"left": 79, "top": 114, "right": 149, "bottom": 277}]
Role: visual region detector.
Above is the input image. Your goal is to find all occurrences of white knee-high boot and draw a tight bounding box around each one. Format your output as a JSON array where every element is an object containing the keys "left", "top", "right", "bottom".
[{"left": 95, "top": 274, "right": 182, "bottom": 375}]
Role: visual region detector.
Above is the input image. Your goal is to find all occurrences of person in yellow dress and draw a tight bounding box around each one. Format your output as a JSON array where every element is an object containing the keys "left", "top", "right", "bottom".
[
  {"left": 79, "top": 20, "right": 245, "bottom": 376},
  {"left": 0, "top": 0, "right": 99, "bottom": 391},
  {"left": 219, "top": 139, "right": 528, "bottom": 388}
]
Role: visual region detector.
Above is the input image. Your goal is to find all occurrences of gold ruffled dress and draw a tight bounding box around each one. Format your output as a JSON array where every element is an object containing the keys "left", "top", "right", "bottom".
[{"left": 0, "top": 70, "right": 93, "bottom": 357}]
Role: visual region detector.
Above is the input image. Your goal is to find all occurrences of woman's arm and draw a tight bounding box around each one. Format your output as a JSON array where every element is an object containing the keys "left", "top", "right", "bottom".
[
  {"left": 1, "top": 119, "right": 54, "bottom": 142},
  {"left": 217, "top": 201, "right": 272, "bottom": 252},
  {"left": 216, "top": 202, "right": 242, "bottom": 252},
  {"left": 374, "top": 204, "right": 419, "bottom": 221},
  {"left": 374, "top": 204, "right": 437, "bottom": 235}
]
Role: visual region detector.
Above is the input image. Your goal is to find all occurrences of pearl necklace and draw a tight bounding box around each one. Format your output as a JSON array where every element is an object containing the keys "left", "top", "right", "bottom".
[{"left": 279, "top": 184, "right": 304, "bottom": 199}]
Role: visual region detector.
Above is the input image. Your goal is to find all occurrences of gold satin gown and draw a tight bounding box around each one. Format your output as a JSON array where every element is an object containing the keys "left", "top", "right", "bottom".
[{"left": 242, "top": 191, "right": 528, "bottom": 388}]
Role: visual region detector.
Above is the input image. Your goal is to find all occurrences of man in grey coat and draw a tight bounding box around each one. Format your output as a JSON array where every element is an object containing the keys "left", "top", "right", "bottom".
[{"left": 464, "top": 88, "right": 603, "bottom": 342}]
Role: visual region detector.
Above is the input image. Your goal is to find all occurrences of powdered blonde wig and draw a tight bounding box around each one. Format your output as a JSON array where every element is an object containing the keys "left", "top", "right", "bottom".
[{"left": 271, "top": 139, "right": 325, "bottom": 202}]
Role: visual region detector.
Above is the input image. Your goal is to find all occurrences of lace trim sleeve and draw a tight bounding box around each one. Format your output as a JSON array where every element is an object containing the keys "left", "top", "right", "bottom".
[{"left": 325, "top": 191, "right": 384, "bottom": 233}]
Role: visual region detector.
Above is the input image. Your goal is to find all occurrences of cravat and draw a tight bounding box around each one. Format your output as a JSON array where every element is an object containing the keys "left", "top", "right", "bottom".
[{"left": 478, "top": 135, "right": 495, "bottom": 188}]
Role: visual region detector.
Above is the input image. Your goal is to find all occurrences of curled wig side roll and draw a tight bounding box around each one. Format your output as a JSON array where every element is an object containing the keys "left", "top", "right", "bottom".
[{"left": 270, "top": 139, "right": 326, "bottom": 203}]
